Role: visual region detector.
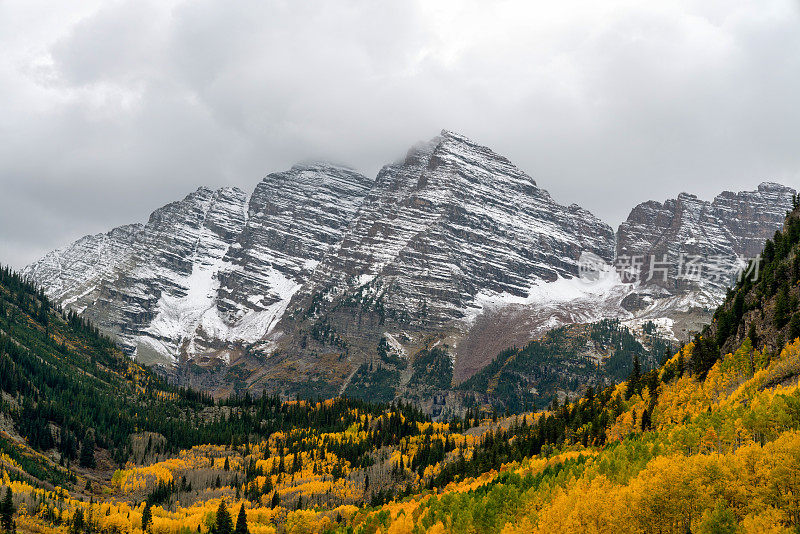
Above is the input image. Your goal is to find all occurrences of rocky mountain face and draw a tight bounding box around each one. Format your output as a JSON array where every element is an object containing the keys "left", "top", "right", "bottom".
[
  {"left": 267, "top": 131, "right": 616, "bottom": 392},
  {"left": 616, "top": 182, "right": 795, "bottom": 339},
  {"left": 23, "top": 165, "right": 372, "bottom": 371},
  {"left": 24, "top": 186, "right": 250, "bottom": 365},
  {"left": 204, "top": 164, "right": 372, "bottom": 360},
  {"left": 23, "top": 223, "right": 143, "bottom": 310},
  {"left": 254, "top": 131, "right": 617, "bottom": 396},
  {"left": 307, "top": 131, "right": 615, "bottom": 323},
  {"left": 22, "top": 131, "right": 796, "bottom": 402}
]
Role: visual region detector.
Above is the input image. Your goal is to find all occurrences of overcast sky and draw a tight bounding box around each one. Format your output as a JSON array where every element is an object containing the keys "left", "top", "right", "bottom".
[{"left": 1, "top": 0, "right": 799, "bottom": 269}]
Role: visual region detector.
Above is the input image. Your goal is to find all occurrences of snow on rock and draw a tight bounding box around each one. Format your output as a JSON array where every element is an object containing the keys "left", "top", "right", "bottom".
[
  {"left": 459, "top": 264, "right": 634, "bottom": 351},
  {"left": 22, "top": 132, "right": 796, "bottom": 387},
  {"left": 305, "top": 130, "right": 616, "bottom": 329},
  {"left": 466, "top": 266, "right": 631, "bottom": 319},
  {"left": 25, "top": 187, "right": 251, "bottom": 363},
  {"left": 215, "top": 163, "right": 372, "bottom": 328},
  {"left": 24, "top": 223, "right": 142, "bottom": 305},
  {"left": 24, "top": 165, "right": 371, "bottom": 366},
  {"left": 622, "top": 317, "right": 677, "bottom": 342},
  {"left": 383, "top": 332, "right": 408, "bottom": 358},
  {"left": 617, "top": 182, "right": 795, "bottom": 318}
]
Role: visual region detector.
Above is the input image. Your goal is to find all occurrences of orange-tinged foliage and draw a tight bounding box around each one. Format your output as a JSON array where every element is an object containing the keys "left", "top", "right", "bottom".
[{"left": 5, "top": 334, "right": 800, "bottom": 534}]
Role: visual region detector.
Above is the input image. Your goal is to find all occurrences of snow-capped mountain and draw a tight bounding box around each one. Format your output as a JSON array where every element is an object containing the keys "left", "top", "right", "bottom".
[
  {"left": 195, "top": 163, "right": 372, "bottom": 359},
  {"left": 24, "top": 223, "right": 143, "bottom": 311},
  {"left": 302, "top": 130, "right": 615, "bottom": 325},
  {"left": 22, "top": 131, "right": 796, "bottom": 396},
  {"left": 616, "top": 182, "right": 795, "bottom": 339},
  {"left": 23, "top": 165, "right": 372, "bottom": 368},
  {"left": 25, "top": 186, "right": 250, "bottom": 364},
  {"left": 276, "top": 130, "right": 616, "bottom": 388}
]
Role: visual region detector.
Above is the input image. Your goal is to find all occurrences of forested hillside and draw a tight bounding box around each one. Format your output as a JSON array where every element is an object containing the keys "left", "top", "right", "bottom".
[
  {"left": 2, "top": 198, "right": 800, "bottom": 533},
  {"left": 459, "top": 319, "right": 672, "bottom": 412}
]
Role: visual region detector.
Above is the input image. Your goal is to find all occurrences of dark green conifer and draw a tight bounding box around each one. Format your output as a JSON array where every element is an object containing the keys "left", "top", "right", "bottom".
[
  {"left": 775, "top": 284, "right": 791, "bottom": 328},
  {"left": 212, "top": 500, "right": 233, "bottom": 534},
  {"left": 234, "top": 504, "right": 248, "bottom": 534},
  {"left": 79, "top": 430, "right": 96, "bottom": 468},
  {"left": 0, "top": 487, "right": 14, "bottom": 532},
  {"left": 790, "top": 313, "right": 800, "bottom": 341},
  {"left": 141, "top": 502, "right": 152, "bottom": 532}
]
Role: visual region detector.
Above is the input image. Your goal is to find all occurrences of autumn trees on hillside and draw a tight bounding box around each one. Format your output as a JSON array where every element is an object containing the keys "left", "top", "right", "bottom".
[{"left": 0, "top": 487, "right": 14, "bottom": 533}]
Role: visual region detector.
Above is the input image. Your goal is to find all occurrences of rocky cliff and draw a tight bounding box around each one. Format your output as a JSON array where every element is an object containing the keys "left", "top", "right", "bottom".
[
  {"left": 23, "top": 165, "right": 372, "bottom": 371},
  {"left": 264, "top": 130, "right": 617, "bottom": 395},
  {"left": 22, "top": 131, "right": 796, "bottom": 399},
  {"left": 616, "top": 182, "right": 795, "bottom": 339}
]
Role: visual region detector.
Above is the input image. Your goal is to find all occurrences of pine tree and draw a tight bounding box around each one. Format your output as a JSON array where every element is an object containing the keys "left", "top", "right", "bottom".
[
  {"left": 775, "top": 284, "right": 791, "bottom": 329},
  {"left": 748, "top": 323, "right": 759, "bottom": 348},
  {"left": 141, "top": 502, "right": 152, "bottom": 532},
  {"left": 79, "top": 430, "right": 96, "bottom": 468},
  {"left": 790, "top": 313, "right": 800, "bottom": 342},
  {"left": 692, "top": 335, "right": 719, "bottom": 380},
  {"left": 0, "top": 487, "right": 14, "bottom": 532},
  {"left": 212, "top": 500, "right": 233, "bottom": 534},
  {"left": 70, "top": 508, "right": 84, "bottom": 534},
  {"left": 234, "top": 504, "right": 248, "bottom": 534},
  {"left": 270, "top": 492, "right": 280, "bottom": 509},
  {"left": 641, "top": 408, "right": 651, "bottom": 431}
]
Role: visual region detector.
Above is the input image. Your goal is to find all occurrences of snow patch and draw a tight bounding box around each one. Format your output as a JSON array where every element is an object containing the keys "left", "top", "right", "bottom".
[
  {"left": 144, "top": 254, "right": 301, "bottom": 362},
  {"left": 196, "top": 266, "right": 301, "bottom": 346},
  {"left": 622, "top": 316, "right": 678, "bottom": 342},
  {"left": 61, "top": 285, "right": 97, "bottom": 308},
  {"left": 357, "top": 273, "right": 376, "bottom": 286},
  {"left": 464, "top": 265, "right": 632, "bottom": 324},
  {"left": 383, "top": 332, "right": 407, "bottom": 358}
]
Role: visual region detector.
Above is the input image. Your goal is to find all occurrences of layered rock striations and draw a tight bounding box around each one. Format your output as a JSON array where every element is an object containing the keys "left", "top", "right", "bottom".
[{"left": 24, "top": 132, "right": 795, "bottom": 398}]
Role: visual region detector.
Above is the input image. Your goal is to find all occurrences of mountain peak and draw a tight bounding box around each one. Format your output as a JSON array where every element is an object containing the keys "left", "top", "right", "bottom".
[
  {"left": 438, "top": 129, "right": 474, "bottom": 143},
  {"left": 289, "top": 160, "right": 359, "bottom": 173},
  {"left": 758, "top": 181, "right": 794, "bottom": 193},
  {"left": 22, "top": 133, "right": 795, "bottom": 400},
  {"left": 260, "top": 162, "right": 372, "bottom": 191},
  {"left": 186, "top": 185, "right": 246, "bottom": 200},
  {"left": 617, "top": 182, "right": 795, "bottom": 320}
]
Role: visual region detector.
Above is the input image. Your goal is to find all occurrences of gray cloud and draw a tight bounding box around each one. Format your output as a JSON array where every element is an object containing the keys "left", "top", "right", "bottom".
[{"left": 1, "top": 0, "right": 799, "bottom": 269}]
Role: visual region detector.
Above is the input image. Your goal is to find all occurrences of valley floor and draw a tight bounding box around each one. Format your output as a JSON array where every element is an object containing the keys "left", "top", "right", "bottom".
[{"left": 3, "top": 336, "right": 800, "bottom": 533}]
